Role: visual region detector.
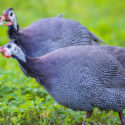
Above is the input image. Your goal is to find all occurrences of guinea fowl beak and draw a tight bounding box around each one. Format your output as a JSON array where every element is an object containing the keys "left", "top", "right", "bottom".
[
  {"left": 0, "top": 46, "right": 6, "bottom": 56},
  {"left": 0, "top": 16, "right": 4, "bottom": 25},
  {"left": 0, "top": 46, "right": 11, "bottom": 58},
  {"left": 0, "top": 13, "right": 7, "bottom": 25},
  {"left": 0, "top": 46, "right": 5, "bottom": 52}
]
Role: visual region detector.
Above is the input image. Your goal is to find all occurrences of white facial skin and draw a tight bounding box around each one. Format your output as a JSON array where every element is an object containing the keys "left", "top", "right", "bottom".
[
  {"left": 2, "top": 42, "right": 26, "bottom": 62},
  {"left": 8, "top": 10, "right": 15, "bottom": 20},
  {"left": 8, "top": 10, "right": 17, "bottom": 30}
]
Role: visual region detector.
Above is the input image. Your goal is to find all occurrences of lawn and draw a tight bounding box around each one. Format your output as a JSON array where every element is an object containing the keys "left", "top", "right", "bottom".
[{"left": 0, "top": 0, "right": 125, "bottom": 124}]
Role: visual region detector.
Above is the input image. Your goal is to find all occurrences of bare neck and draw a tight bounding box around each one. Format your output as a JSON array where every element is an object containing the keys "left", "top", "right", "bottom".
[{"left": 8, "top": 24, "right": 19, "bottom": 39}]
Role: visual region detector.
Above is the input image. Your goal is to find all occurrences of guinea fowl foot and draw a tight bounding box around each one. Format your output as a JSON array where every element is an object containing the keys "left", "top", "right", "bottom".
[
  {"left": 119, "top": 112, "right": 125, "bottom": 125},
  {"left": 82, "top": 111, "right": 93, "bottom": 125}
]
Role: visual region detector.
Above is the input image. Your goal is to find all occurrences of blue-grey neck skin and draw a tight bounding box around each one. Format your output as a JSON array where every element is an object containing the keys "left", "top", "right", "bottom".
[
  {"left": 8, "top": 24, "right": 17, "bottom": 32},
  {"left": 12, "top": 15, "right": 18, "bottom": 31}
]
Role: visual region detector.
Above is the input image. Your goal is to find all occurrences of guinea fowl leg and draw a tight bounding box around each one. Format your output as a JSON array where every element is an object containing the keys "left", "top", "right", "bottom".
[
  {"left": 82, "top": 111, "right": 93, "bottom": 125},
  {"left": 119, "top": 112, "right": 125, "bottom": 125}
]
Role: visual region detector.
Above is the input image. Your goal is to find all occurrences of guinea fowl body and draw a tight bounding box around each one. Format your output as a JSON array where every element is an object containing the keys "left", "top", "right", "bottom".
[
  {"left": 11, "top": 17, "right": 103, "bottom": 58},
  {"left": 18, "top": 45, "right": 125, "bottom": 112}
]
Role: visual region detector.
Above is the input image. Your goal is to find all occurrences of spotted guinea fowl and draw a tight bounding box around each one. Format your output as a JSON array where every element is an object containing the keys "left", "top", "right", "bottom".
[{"left": 1, "top": 40, "right": 125, "bottom": 125}]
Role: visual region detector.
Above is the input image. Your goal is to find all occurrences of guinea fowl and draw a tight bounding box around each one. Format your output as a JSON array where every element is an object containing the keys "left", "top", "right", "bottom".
[
  {"left": 0, "top": 8, "right": 104, "bottom": 58},
  {"left": 0, "top": 41, "right": 125, "bottom": 125}
]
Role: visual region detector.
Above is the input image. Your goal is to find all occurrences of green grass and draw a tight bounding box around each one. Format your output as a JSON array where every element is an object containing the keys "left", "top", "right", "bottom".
[{"left": 0, "top": 0, "right": 125, "bottom": 124}]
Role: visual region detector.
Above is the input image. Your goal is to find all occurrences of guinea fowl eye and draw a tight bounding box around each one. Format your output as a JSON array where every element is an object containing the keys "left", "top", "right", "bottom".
[
  {"left": 10, "top": 12, "right": 13, "bottom": 17},
  {"left": 7, "top": 44, "right": 11, "bottom": 48}
]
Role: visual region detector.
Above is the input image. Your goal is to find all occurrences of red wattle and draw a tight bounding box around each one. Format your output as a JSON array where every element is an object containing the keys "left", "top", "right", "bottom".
[
  {"left": 6, "top": 55, "right": 11, "bottom": 58},
  {"left": 3, "top": 13, "right": 7, "bottom": 17},
  {"left": 6, "top": 23, "right": 13, "bottom": 26}
]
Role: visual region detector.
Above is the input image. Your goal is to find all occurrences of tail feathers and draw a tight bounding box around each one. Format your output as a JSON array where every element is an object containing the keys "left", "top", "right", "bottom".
[{"left": 89, "top": 31, "right": 105, "bottom": 45}]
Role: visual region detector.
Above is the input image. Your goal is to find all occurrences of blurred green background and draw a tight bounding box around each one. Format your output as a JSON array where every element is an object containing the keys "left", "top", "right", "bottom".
[{"left": 0, "top": 0, "right": 125, "bottom": 124}]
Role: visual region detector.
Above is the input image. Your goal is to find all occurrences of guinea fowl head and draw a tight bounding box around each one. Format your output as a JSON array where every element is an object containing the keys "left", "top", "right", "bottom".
[
  {"left": 0, "top": 40, "right": 26, "bottom": 62},
  {"left": 0, "top": 8, "right": 18, "bottom": 31}
]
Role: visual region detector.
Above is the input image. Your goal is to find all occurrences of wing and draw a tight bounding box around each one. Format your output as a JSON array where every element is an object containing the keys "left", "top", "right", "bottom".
[
  {"left": 89, "top": 31, "right": 105, "bottom": 45},
  {"left": 89, "top": 47, "right": 125, "bottom": 89}
]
